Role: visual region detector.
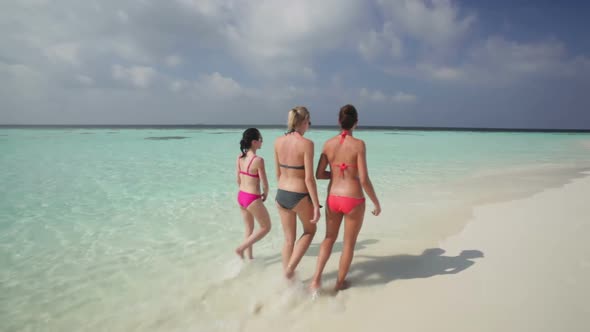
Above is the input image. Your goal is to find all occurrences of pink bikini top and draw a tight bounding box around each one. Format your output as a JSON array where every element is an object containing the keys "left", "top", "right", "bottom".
[
  {"left": 239, "top": 156, "right": 260, "bottom": 178},
  {"left": 333, "top": 130, "right": 356, "bottom": 176}
]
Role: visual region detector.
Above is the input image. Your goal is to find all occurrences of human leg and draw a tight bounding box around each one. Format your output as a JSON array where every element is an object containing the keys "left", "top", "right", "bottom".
[
  {"left": 278, "top": 203, "right": 297, "bottom": 273},
  {"left": 335, "top": 202, "right": 365, "bottom": 290},
  {"left": 235, "top": 199, "right": 271, "bottom": 257},
  {"left": 284, "top": 197, "right": 317, "bottom": 278},
  {"left": 240, "top": 207, "right": 255, "bottom": 259},
  {"left": 309, "top": 205, "right": 343, "bottom": 290}
]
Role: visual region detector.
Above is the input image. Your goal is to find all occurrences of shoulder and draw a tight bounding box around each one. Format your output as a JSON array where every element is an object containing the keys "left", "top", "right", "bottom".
[
  {"left": 325, "top": 136, "right": 338, "bottom": 144},
  {"left": 324, "top": 136, "right": 338, "bottom": 147},
  {"left": 274, "top": 136, "right": 283, "bottom": 148},
  {"left": 302, "top": 137, "right": 315, "bottom": 148},
  {"left": 355, "top": 137, "right": 366, "bottom": 147},
  {"left": 355, "top": 138, "right": 366, "bottom": 152}
]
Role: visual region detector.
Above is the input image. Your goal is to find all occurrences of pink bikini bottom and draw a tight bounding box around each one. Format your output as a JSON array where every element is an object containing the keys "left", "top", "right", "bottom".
[
  {"left": 327, "top": 195, "right": 365, "bottom": 214},
  {"left": 237, "top": 190, "right": 262, "bottom": 208}
]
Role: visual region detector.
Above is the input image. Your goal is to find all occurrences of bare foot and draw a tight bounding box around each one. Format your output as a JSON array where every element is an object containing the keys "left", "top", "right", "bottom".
[
  {"left": 235, "top": 247, "right": 245, "bottom": 260},
  {"left": 309, "top": 282, "right": 321, "bottom": 301},
  {"left": 310, "top": 288, "right": 321, "bottom": 301},
  {"left": 285, "top": 269, "right": 295, "bottom": 280},
  {"left": 334, "top": 279, "right": 350, "bottom": 291},
  {"left": 309, "top": 280, "right": 321, "bottom": 292}
]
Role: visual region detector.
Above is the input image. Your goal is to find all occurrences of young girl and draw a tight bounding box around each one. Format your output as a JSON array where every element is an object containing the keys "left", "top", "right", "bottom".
[{"left": 235, "top": 128, "right": 272, "bottom": 259}]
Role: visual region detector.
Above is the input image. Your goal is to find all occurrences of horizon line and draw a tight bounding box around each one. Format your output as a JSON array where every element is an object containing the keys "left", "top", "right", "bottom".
[{"left": 1, "top": 124, "right": 590, "bottom": 133}]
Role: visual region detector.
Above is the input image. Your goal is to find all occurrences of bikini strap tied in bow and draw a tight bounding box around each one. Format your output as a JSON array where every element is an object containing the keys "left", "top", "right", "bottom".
[{"left": 339, "top": 130, "right": 350, "bottom": 144}]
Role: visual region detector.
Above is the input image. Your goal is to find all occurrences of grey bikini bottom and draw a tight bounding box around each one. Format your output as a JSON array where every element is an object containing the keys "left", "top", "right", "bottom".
[{"left": 275, "top": 189, "right": 310, "bottom": 210}]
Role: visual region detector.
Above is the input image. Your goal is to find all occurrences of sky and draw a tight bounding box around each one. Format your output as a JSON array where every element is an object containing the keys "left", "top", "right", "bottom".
[{"left": 1, "top": 0, "right": 589, "bottom": 129}]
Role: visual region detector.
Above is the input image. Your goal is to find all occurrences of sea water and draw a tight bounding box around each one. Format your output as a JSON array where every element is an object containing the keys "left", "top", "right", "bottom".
[{"left": 1, "top": 128, "right": 589, "bottom": 331}]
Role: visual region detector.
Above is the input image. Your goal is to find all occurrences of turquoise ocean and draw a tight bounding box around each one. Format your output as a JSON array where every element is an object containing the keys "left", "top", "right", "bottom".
[{"left": 1, "top": 127, "right": 590, "bottom": 331}]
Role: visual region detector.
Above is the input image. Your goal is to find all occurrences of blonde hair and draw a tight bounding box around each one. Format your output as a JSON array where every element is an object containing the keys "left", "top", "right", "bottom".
[{"left": 287, "top": 106, "right": 310, "bottom": 132}]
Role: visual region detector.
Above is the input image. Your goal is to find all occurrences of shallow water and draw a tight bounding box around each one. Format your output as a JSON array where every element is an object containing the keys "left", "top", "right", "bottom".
[{"left": 1, "top": 128, "right": 590, "bottom": 331}]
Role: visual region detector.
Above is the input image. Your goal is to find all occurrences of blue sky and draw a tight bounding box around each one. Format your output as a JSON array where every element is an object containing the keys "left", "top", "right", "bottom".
[{"left": 1, "top": 0, "right": 589, "bottom": 128}]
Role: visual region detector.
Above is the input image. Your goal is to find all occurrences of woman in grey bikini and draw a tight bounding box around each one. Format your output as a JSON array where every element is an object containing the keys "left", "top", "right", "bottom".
[{"left": 274, "top": 106, "right": 321, "bottom": 279}]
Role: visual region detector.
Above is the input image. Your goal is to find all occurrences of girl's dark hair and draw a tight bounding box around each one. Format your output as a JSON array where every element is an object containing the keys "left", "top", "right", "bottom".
[
  {"left": 239, "top": 128, "right": 261, "bottom": 158},
  {"left": 339, "top": 104, "right": 358, "bottom": 130}
]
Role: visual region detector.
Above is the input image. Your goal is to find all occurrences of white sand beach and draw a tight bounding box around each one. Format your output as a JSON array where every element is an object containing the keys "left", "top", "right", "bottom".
[{"left": 237, "top": 169, "right": 590, "bottom": 332}]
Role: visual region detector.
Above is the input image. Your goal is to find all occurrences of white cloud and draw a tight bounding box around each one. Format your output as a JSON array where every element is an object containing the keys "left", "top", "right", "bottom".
[
  {"left": 3, "top": 1, "right": 367, "bottom": 82},
  {"left": 392, "top": 91, "right": 417, "bottom": 103},
  {"left": 453, "top": 37, "right": 590, "bottom": 84},
  {"left": 109, "top": 43, "right": 153, "bottom": 64},
  {"left": 164, "top": 55, "right": 184, "bottom": 67},
  {"left": 43, "top": 42, "right": 80, "bottom": 66},
  {"left": 176, "top": 0, "right": 233, "bottom": 16},
  {"left": 360, "top": 88, "right": 387, "bottom": 102},
  {"left": 112, "top": 64, "right": 157, "bottom": 88},
  {"left": 18, "top": 0, "right": 50, "bottom": 8},
  {"left": 359, "top": 22, "right": 403, "bottom": 62},
  {"left": 330, "top": 74, "right": 342, "bottom": 88},
  {"left": 0, "top": 62, "right": 48, "bottom": 104},
  {"left": 361, "top": 88, "right": 417, "bottom": 103},
  {"left": 167, "top": 72, "right": 309, "bottom": 104},
  {"left": 220, "top": 0, "right": 367, "bottom": 76},
  {"left": 193, "top": 72, "right": 245, "bottom": 98},
  {"left": 377, "top": 0, "right": 475, "bottom": 47},
  {"left": 2, "top": 0, "right": 589, "bottom": 127},
  {"left": 383, "top": 36, "right": 590, "bottom": 83},
  {"left": 432, "top": 66, "right": 462, "bottom": 80},
  {"left": 76, "top": 75, "right": 94, "bottom": 85},
  {"left": 359, "top": 30, "right": 383, "bottom": 61},
  {"left": 302, "top": 67, "right": 316, "bottom": 80},
  {"left": 417, "top": 63, "right": 463, "bottom": 80},
  {"left": 469, "top": 37, "right": 566, "bottom": 74},
  {"left": 116, "top": 10, "right": 129, "bottom": 23},
  {"left": 169, "top": 80, "right": 186, "bottom": 92},
  {"left": 363, "top": 1, "right": 476, "bottom": 80},
  {"left": 164, "top": 55, "right": 183, "bottom": 67},
  {"left": 1, "top": 63, "right": 39, "bottom": 78}
]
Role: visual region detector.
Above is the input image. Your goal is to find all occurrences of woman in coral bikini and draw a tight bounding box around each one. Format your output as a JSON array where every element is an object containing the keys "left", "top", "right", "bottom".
[
  {"left": 310, "top": 104, "right": 381, "bottom": 292},
  {"left": 235, "top": 128, "right": 271, "bottom": 260},
  {"left": 274, "top": 106, "right": 321, "bottom": 279}
]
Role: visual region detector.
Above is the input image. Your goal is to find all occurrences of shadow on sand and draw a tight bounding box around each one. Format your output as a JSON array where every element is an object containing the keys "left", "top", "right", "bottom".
[
  {"left": 321, "top": 248, "right": 484, "bottom": 288},
  {"left": 324, "top": 248, "right": 484, "bottom": 287}
]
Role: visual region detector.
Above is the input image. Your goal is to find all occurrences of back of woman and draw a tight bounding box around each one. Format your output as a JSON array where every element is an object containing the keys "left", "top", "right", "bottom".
[
  {"left": 322, "top": 133, "right": 364, "bottom": 198},
  {"left": 237, "top": 153, "right": 263, "bottom": 195},
  {"left": 310, "top": 104, "right": 381, "bottom": 294},
  {"left": 274, "top": 133, "right": 308, "bottom": 192},
  {"left": 273, "top": 106, "right": 321, "bottom": 279}
]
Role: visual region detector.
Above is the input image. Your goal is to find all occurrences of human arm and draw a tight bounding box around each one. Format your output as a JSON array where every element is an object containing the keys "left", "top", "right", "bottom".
[
  {"left": 315, "top": 144, "right": 331, "bottom": 180},
  {"left": 357, "top": 141, "right": 381, "bottom": 216},
  {"left": 236, "top": 156, "right": 241, "bottom": 186},
  {"left": 274, "top": 140, "right": 281, "bottom": 182},
  {"left": 257, "top": 158, "right": 270, "bottom": 202},
  {"left": 304, "top": 141, "right": 321, "bottom": 223}
]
